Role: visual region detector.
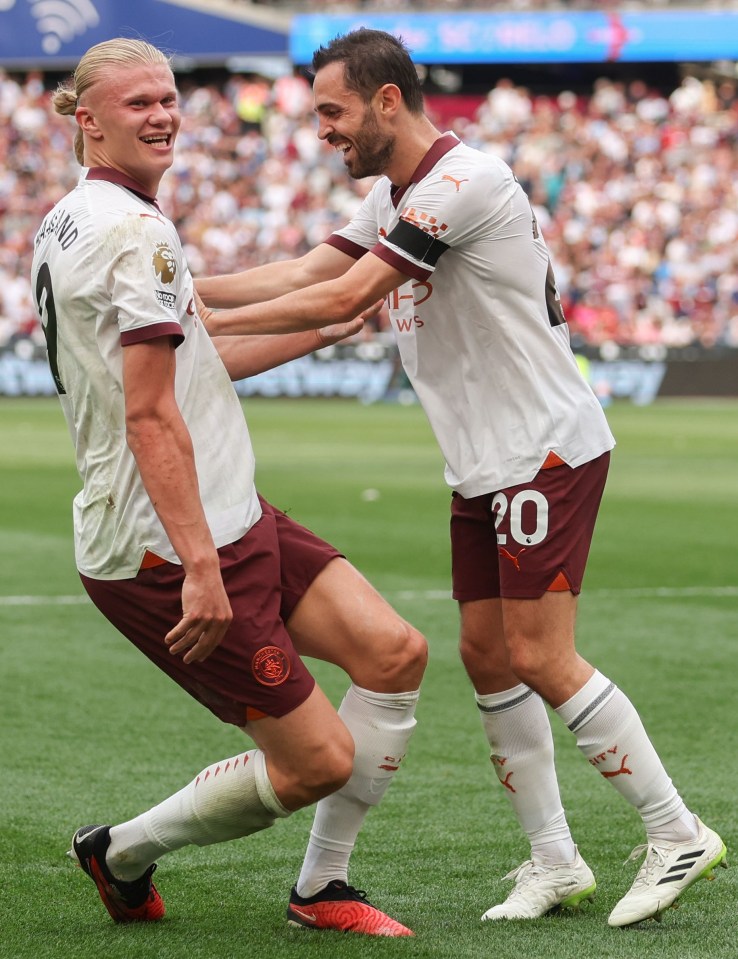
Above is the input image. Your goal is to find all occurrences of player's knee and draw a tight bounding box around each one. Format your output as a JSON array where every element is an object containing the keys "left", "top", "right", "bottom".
[
  {"left": 315, "top": 727, "right": 355, "bottom": 794},
  {"left": 372, "top": 622, "right": 427, "bottom": 689},
  {"left": 311, "top": 754, "right": 354, "bottom": 800},
  {"left": 459, "top": 631, "right": 509, "bottom": 679},
  {"left": 288, "top": 726, "right": 355, "bottom": 805},
  {"left": 459, "top": 632, "right": 483, "bottom": 670},
  {"left": 506, "top": 641, "right": 547, "bottom": 689},
  {"left": 399, "top": 623, "right": 428, "bottom": 680}
]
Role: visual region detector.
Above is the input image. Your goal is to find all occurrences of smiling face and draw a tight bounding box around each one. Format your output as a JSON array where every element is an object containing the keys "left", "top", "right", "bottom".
[
  {"left": 312, "top": 60, "right": 396, "bottom": 180},
  {"left": 76, "top": 62, "right": 181, "bottom": 194}
]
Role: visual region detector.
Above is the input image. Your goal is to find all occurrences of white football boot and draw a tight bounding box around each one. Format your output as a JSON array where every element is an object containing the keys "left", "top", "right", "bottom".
[
  {"left": 481, "top": 849, "right": 596, "bottom": 921},
  {"left": 608, "top": 817, "right": 727, "bottom": 927}
]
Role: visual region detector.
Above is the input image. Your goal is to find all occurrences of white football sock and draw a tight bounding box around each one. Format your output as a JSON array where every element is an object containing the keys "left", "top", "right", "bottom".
[
  {"left": 477, "top": 684, "right": 576, "bottom": 865},
  {"left": 555, "top": 670, "right": 696, "bottom": 841},
  {"left": 107, "top": 749, "right": 288, "bottom": 881},
  {"left": 295, "top": 684, "right": 419, "bottom": 898}
]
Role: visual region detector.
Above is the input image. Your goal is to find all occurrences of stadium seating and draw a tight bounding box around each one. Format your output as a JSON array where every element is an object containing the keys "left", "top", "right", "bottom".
[{"left": 1, "top": 67, "right": 737, "bottom": 360}]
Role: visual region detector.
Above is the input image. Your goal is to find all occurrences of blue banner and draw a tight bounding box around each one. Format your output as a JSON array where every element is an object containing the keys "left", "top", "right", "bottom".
[
  {"left": 0, "top": 0, "right": 288, "bottom": 67},
  {"left": 291, "top": 10, "right": 738, "bottom": 64}
]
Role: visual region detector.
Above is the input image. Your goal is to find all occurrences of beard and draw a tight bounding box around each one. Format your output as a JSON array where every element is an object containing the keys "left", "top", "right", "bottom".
[{"left": 344, "top": 108, "right": 396, "bottom": 179}]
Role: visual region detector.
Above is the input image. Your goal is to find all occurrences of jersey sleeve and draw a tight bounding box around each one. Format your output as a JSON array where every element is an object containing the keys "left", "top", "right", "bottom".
[
  {"left": 106, "top": 214, "right": 184, "bottom": 345},
  {"left": 377, "top": 160, "right": 520, "bottom": 278}
]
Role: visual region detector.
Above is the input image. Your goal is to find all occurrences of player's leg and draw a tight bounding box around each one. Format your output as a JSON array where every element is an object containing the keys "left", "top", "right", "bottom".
[
  {"left": 461, "top": 596, "right": 583, "bottom": 863},
  {"left": 498, "top": 453, "right": 726, "bottom": 926},
  {"left": 504, "top": 589, "right": 726, "bottom": 925},
  {"left": 280, "top": 555, "right": 424, "bottom": 936},
  {"left": 70, "top": 683, "right": 353, "bottom": 923},
  {"left": 460, "top": 602, "right": 593, "bottom": 920},
  {"left": 71, "top": 514, "right": 354, "bottom": 923},
  {"left": 452, "top": 489, "right": 590, "bottom": 920},
  {"left": 287, "top": 556, "right": 426, "bottom": 689}
]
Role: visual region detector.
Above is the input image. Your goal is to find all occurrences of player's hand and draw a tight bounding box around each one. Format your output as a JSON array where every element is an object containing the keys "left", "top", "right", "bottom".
[
  {"left": 315, "top": 299, "right": 383, "bottom": 346},
  {"left": 316, "top": 316, "right": 364, "bottom": 346},
  {"left": 165, "top": 571, "right": 233, "bottom": 664},
  {"left": 193, "top": 288, "right": 215, "bottom": 329},
  {"left": 359, "top": 298, "right": 385, "bottom": 322}
]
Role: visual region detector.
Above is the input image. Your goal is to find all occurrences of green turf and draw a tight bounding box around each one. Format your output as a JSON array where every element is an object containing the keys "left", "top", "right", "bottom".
[{"left": 1, "top": 397, "right": 736, "bottom": 959}]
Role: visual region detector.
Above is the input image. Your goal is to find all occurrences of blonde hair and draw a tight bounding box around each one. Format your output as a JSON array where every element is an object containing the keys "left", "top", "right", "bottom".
[{"left": 53, "top": 38, "right": 171, "bottom": 164}]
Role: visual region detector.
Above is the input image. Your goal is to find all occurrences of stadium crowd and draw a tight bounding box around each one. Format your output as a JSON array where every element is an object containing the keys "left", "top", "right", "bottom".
[{"left": 2, "top": 65, "right": 738, "bottom": 359}]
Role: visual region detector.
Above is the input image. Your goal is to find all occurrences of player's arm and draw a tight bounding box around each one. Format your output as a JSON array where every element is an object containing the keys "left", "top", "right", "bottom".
[
  {"left": 196, "top": 243, "right": 354, "bottom": 309},
  {"left": 207, "top": 252, "right": 407, "bottom": 336},
  {"left": 122, "top": 335, "right": 232, "bottom": 663},
  {"left": 196, "top": 289, "right": 381, "bottom": 379},
  {"left": 211, "top": 319, "right": 364, "bottom": 381}
]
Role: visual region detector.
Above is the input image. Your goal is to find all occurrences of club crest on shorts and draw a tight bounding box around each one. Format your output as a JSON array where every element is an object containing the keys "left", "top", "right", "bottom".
[{"left": 252, "top": 646, "right": 291, "bottom": 686}]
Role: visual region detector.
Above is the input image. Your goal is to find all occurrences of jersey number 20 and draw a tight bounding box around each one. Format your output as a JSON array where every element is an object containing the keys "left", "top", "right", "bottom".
[{"left": 492, "top": 490, "right": 549, "bottom": 546}]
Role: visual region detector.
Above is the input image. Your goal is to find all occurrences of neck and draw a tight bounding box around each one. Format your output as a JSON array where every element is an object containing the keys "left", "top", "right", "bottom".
[
  {"left": 85, "top": 165, "right": 160, "bottom": 203},
  {"left": 83, "top": 154, "right": 161, "bottom": 199},
  {"left": 386, "top": 116, "right": 443, "bottom": 187}
]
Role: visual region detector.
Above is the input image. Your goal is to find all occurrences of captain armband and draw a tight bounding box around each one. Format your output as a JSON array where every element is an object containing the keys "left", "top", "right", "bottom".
[{"left": 385, "top": 218, "right": 450, "bottom": 268}]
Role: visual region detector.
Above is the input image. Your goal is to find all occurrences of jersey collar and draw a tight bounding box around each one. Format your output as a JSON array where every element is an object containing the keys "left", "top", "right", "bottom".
[
  {"left": 85, "top": 167, "right": 162, "bottom": 211},
  {"left": 390, "top": 132, "right": 460, "bottom": 208}
]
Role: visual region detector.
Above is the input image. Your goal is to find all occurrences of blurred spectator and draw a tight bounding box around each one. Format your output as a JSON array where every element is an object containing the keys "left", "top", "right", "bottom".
[{"left": 2, "top": 67, "right": 737, "bottom": 360}]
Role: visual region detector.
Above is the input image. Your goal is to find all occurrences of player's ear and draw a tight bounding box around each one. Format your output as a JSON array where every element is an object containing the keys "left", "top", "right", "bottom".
[
  {"left": 376, "top": 82, "right": 402, "bottom": 117},
  {"left": 75, "top": 104, "right": 103, "bottom": 140}
]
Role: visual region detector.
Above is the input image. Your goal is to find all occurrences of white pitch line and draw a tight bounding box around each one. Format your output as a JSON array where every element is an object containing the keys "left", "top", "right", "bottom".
[
  {"left": 0, "top": 595, "right": 91, "bottom": 606},
  {"left": 586, "top": 586, "right": 738, "bottom": 599},
  {"left": 1, "top": 586, "right": 737, "bottom": 607}
]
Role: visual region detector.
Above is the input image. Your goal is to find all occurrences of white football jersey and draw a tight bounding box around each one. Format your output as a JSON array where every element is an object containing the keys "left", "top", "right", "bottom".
[
  {"left": 31, "top": 168, "right": 261, "bottom": 579},
  {"left": 329, "top": 135, "right": 615, "bottom": 495}
]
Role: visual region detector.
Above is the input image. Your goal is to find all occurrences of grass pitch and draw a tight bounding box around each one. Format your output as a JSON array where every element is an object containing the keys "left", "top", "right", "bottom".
[{"left": 1, "top": 397, "right": 736, "bottom": 959}]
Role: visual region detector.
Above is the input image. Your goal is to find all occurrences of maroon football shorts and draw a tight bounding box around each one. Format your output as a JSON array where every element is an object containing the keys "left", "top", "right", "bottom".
[
  {"left": 80, "top": 496, "right": 342, "bottom": 725},
  {"left": 450, "top": 451, "right": 610, "bottom": 601}
]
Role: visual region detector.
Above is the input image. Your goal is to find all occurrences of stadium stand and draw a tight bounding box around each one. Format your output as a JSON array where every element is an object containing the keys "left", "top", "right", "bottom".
[{"left": 1, "top": 65, "right": 737, "bottom": 363}]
